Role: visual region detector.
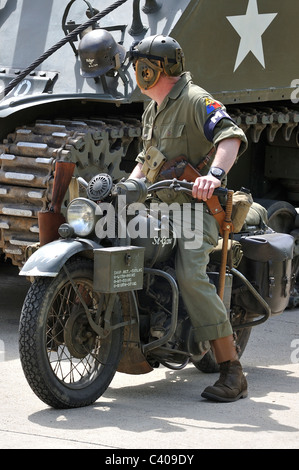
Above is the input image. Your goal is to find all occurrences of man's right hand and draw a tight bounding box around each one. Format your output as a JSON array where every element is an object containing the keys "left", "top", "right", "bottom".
[{"left": 192, "top": 175, "right": 221, "bottom": 201}]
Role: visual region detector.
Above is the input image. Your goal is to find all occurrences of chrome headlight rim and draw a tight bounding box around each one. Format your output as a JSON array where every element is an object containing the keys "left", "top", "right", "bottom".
[{"left": 66, "top": 197, "right": 97, "bottom": 236}]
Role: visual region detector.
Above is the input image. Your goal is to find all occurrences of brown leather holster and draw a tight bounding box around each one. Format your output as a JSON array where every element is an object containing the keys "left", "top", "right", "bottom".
[{"left": 159, "top": 156, "right": 227, "bottom": 235}]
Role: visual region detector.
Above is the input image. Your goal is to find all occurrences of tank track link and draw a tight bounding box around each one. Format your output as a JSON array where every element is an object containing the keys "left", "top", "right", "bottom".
[
  {"left": 229, "top": 105, "right": 299, "bottom": 144},
  {"left": 0, "top": 117, "right": 141, "bottom": 267},
  {"left": 228, "top": 105, "right": 299, "bottom": 201}
]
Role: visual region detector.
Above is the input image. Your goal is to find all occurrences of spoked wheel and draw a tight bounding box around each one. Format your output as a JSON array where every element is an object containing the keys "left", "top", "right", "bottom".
[{"left": 19, "top": 257, "right": 124, "bottom": 409}]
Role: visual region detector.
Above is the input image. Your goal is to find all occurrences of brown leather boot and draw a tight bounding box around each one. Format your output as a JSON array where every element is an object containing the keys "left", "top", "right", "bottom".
[{"left": 201, "top": 359, "right": 248, "bottom": 402}]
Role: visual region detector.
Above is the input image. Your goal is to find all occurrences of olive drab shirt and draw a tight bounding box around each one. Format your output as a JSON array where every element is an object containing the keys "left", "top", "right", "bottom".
[{"left": 136, "top": 72, "right": 248, "bottom": 170}]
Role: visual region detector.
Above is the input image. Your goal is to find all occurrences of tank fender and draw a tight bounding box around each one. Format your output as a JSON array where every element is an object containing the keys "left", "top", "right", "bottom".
[
  {"left": 19, "top": 238, "right": 101, "bottom": 278},
  {"left": 0, "top": 93, "right": 122, "bottom": 119}
]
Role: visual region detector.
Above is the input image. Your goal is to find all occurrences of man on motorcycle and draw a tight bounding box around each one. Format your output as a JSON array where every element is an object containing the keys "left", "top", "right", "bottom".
[{"left": 129, "top": 35, "right": 248, "bottom": 402}]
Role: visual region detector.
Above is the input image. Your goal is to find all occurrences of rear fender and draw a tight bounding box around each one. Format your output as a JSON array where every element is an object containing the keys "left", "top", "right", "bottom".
[{"left": 19, "top": 238, "right": 100, "bottom": 277}]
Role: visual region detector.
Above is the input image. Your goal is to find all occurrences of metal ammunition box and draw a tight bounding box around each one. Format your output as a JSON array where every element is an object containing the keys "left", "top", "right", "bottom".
[{"left": 93, "top": 246, "right": 145, "bottom": 293}]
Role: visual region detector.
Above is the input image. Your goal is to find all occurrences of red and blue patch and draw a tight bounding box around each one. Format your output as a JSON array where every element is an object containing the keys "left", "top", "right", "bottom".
[{"left": 205, "top": 98, "right": 222, "bottom": 115}]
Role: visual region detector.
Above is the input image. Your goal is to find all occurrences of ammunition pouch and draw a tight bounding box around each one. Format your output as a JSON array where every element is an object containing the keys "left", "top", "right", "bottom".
[{"left": 141, "top": 146, "right": 166, "bottom": 183}]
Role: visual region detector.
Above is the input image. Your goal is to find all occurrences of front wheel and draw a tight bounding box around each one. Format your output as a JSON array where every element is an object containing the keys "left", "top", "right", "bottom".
[{"left": 19, "top": 257, "right": 124, "bottom": 409}]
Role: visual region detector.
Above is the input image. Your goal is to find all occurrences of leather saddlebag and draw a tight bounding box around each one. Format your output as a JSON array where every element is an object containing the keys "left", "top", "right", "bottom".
[{"left": 238, "top": 233, "right": 294, "bottom": 315}]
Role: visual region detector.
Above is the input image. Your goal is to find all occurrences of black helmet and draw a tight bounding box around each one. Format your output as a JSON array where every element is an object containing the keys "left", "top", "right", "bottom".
[
  {"left": 79, "top": 29, "right": 126, "bottom": 77},
  {"left": 130, "top": 35, "right": 185, "bottom": 89}
]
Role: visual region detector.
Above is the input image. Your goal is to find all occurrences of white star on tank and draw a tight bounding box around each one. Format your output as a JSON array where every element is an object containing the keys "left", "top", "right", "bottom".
[{"left": 227, "top": 0, "right": 277, "bottom": 72}]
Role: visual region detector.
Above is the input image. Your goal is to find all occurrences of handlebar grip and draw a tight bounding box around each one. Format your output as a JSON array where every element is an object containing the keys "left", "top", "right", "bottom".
[{"left": 213, "top": 187, "right": 228, "bottom": 197}]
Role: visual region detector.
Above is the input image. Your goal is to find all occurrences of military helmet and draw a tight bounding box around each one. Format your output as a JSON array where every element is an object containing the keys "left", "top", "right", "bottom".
[
  {"left": 130, "top": 35, "right": 185, "bottom": 89},
  {"left": 79, "top": 29, "right": 126, "bottom": 77}
]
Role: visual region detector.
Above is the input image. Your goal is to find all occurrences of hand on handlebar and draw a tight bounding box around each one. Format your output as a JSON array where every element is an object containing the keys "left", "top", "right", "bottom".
[
  {"left": 192, "top": 175, "right": 221, "bottom": 201},
  {"left": 147, "top": 178, "right": 228, "bottom": 199}
]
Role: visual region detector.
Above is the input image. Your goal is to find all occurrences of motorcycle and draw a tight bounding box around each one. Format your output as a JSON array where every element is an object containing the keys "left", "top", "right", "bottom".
[{"left": 18, "top": 171, "right": 294, "bottom": 409}]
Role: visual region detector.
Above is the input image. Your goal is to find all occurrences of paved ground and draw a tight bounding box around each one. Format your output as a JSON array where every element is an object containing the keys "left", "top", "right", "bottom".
[{"left": 0, "top": 260, "right": 298, "bottom": 450}]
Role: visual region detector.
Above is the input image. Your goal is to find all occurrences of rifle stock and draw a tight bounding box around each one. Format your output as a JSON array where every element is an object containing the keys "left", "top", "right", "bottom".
[
  {"left": 38, "top": 161, "right": 76, "bottom": 246},
  {"left": 50, "top": 161, "right": 76, "bottom": 213}
]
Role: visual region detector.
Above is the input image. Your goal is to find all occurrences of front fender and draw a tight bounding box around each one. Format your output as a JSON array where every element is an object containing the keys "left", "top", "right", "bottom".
[{"left": 19, "top": 238, "right": 100, "bottom": 277}]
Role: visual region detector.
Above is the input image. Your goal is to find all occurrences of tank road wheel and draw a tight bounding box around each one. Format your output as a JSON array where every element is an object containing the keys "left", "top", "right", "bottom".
[{"left": 19, "top": 257, "right": 124, "bottom": 409}]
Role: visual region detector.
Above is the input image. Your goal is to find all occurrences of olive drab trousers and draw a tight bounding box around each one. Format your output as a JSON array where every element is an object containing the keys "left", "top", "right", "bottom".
[{"left": 172, "top": 203, "right": 233, "bottom": 343}]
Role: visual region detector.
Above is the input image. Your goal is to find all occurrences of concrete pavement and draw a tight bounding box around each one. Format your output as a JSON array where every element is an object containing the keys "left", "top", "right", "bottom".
[{"left": 0, "top": 260, "right": 298, "bottom": 449}]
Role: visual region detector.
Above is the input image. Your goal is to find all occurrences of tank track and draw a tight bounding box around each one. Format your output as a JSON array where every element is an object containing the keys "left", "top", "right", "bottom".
[
  {"left": 228, "top": 104, "right": 299, "bottom": 200},
  {"left": 228, "top": 105, "right": 299, "bottom": 144},
  {"left": 0, "top": 117, "right": 141, "bottom": 267}
]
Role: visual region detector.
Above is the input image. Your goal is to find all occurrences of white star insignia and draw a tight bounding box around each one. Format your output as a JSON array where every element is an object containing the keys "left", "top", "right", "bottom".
[{"left": 227, "top": 0, "right": 278, "bottom": 72}]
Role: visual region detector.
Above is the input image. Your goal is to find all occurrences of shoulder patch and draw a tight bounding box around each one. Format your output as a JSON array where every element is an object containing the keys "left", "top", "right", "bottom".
[{"left": 205, "top": 98, "right": 222, "bottom": 115}]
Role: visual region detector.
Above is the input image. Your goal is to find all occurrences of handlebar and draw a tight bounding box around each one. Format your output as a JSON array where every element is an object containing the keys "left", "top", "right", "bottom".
[
  {"left": 147, "top": 179, "right": 228, "bottom": 197},
  {"left": 81, "top": 176, "right": 229, "bottom": 205}
]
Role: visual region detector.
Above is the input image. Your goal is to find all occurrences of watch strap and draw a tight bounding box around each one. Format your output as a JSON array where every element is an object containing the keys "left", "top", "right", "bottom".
[{"left": 208, "top": 166, "right": 226, "bottom": 181}]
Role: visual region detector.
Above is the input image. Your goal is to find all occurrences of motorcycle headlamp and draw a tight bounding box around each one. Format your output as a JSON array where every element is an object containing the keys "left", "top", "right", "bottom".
[{"left": 66, "top": 198, "right": 97, "bottom": 236}]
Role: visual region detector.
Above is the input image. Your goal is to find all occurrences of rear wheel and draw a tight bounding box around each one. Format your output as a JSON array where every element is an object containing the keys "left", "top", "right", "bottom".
[
  {"left": 19, "top": 257, "right": 123, "bottom": 409},
  {"left": 257, "top": 199, "right": 297, "bottom": 233}
]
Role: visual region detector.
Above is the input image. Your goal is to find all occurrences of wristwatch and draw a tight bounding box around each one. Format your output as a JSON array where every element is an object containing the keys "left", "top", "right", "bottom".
[{"left": 208, "top": 167, "right": 226, "bottom": 181}]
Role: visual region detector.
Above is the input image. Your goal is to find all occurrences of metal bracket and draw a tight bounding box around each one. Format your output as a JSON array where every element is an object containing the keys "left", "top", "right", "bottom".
[{"left": 62, "top": 263, "right": 135, "bottom": 337}]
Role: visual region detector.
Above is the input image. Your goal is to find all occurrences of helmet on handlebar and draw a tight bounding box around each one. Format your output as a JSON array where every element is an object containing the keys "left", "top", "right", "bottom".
[{"left": 130, "top": 35, "right": 185, "bottom": 89}]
